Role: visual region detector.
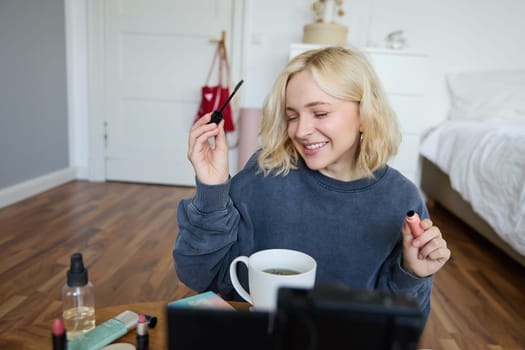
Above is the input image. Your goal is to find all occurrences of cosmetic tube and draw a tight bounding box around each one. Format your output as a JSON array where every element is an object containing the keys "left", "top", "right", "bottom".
[
  {"left": 405, "top": 210, "right": 424, "bottom": 237},
  {"left": 52, "top": 318, "right": 67, "bottom": 350},
  {"left": 68, "top": 310, "right": 138, "bottom": 350},
  {"left": 144, "top": 314, "right": 157, "bottom": 328},
  {"left": 136, "top": 314, "right": 149, "bottom": 350}
]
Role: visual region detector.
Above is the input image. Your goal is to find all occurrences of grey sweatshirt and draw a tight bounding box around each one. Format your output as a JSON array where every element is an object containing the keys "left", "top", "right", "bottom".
[{"left": 173, "top": 153, "right": 433, "bottom": 319}]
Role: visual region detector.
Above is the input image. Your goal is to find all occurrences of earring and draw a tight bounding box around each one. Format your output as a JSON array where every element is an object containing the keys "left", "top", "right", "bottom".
[{"left": 360, "top": 132, "right": 364, "bottom": 142}]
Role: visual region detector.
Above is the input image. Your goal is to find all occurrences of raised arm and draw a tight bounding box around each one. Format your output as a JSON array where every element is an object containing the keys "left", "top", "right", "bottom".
[{"left": 174, "top": 114, "right": 243, "bottom": 296}]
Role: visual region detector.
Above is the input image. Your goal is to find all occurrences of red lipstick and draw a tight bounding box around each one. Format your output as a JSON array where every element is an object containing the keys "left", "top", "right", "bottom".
[
  {"left": 136, "top": 313, "right": 149, "bottom": 350},
  {"left": 52, "top": 318, "right": 67, "bottom": 350}
]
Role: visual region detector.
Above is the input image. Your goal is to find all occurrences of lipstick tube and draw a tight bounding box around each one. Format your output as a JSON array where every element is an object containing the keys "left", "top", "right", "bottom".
[
  {"left": 405, "top": 210, "right": 424, "bottom": 237},
  {"left": 52, "top": 318, "right": 67, "bottom": 350},
  {"left": 136, "top": 314, "right": 149, "bottom": 350}
]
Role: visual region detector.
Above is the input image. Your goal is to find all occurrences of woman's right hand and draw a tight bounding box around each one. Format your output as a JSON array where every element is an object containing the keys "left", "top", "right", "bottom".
[{"left": 187, "top": 113, "right": 230, "bottom": 185}]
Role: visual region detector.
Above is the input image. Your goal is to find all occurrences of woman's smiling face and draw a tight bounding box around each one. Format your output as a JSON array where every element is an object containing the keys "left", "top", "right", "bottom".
[{"left": 285, "top": 70, "right": 363, "bottom": 181}]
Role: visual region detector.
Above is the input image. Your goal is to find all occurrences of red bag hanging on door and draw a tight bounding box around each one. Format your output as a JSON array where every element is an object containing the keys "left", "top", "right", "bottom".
[{"left": 194, "top": 42, "right": 235, "bottom": 132}]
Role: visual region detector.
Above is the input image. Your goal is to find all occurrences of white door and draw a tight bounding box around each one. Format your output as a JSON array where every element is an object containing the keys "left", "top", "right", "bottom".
[{"left": 104, "top": 0, "right": 235, "bottom": 185}]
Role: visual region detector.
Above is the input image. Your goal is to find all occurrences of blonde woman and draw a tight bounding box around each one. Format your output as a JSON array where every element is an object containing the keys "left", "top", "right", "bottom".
[{"left": 174, "top": 46, "right": 450, "bottom": 322}]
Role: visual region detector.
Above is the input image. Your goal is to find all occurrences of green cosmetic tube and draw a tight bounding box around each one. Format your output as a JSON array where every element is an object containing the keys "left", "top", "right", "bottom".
[{"left": 68, "top": 310, "right": 138, "bottom": 350}]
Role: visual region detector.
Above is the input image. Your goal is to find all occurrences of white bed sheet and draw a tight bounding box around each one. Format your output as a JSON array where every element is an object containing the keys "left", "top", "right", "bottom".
[{"left": 420, "top": 120, "right": 525, "bottom": 257}]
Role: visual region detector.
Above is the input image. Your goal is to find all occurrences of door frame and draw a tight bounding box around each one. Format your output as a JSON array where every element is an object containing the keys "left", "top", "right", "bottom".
[{"left": 85, "top": 0, "right": 247, "bottom": 181}]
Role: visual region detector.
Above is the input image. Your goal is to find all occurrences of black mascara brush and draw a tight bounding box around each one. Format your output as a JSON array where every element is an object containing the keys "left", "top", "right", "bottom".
[{"left": 208, "top": 79, "right": 244, "bottom": 124}]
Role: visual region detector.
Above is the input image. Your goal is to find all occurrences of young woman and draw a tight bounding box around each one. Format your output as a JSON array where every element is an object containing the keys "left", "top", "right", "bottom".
[{"left": 173, "top": 46, "right": 450, "bottom": 321}]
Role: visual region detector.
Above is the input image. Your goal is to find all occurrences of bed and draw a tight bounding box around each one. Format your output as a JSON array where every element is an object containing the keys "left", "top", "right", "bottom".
[{"left": 418, "top": 69, "right": 525, "bottom": 267}]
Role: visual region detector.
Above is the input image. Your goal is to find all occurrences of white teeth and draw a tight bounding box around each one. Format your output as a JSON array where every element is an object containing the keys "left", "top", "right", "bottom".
[{"left": 305, "top": 142, "right": 326, "bottom": 150}]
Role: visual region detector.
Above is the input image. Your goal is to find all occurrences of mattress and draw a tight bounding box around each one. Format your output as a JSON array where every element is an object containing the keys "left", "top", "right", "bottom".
[{"left": 419, "top": 119, "right": 525, "bottom": 258}]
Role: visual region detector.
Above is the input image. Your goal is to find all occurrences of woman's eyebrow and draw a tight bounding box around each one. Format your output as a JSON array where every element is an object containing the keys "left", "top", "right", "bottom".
[
  {"left": 305, "top": 101, "right": 331, "bottom": 108},
  {"left": 286, "top": 101, "right": 331, "bottom": 112}
]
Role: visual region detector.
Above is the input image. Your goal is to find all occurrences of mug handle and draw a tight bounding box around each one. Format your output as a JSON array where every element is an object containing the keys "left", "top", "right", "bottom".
[{"left": 229, "top": 256, "right": 253, "bottom": 305}]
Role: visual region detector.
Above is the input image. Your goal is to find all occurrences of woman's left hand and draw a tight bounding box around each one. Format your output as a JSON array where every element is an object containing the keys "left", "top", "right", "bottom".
[{"left": 402, "top": 218, "right": 451, "bottom": 277}]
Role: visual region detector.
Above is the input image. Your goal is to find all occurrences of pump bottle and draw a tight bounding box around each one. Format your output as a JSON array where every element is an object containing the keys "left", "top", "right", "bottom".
[{"left": 62, "top": 252, "right": 96, "bottom": 341}]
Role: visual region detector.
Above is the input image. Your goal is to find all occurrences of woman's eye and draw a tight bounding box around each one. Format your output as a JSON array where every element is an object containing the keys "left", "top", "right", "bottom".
[
  {"left": 287, "top": 114, "right": 298, "bottom": 121},
  {"left": 314, "top": 112, "right": 328, "bottom": 118}
]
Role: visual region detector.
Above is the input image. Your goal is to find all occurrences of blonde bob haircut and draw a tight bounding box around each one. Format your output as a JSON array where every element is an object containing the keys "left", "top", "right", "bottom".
[{"left": 257, "top": 46, "right": 401, "bottom": 178}]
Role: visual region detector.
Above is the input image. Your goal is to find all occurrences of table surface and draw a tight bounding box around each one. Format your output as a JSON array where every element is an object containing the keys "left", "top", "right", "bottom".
[
  {"left": 0, "top": 300, "right": 432, "bottom": 349},
  {"left": 0, "top": 300, "right": 249, "bottom": 350}
]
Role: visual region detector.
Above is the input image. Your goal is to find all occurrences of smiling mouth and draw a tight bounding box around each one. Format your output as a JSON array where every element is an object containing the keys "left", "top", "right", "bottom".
[{"left": 305, "top": 142, "right": 328, "bottom": 150}]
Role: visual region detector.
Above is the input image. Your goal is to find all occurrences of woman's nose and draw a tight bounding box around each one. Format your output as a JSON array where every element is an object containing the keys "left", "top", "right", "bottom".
[{"left": 294, "top": 116, "right": 315, "bottom": 138}]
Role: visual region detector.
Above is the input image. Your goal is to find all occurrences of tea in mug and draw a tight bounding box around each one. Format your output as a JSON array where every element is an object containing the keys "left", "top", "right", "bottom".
[{"left": 263, "top": 268, "right": 301, "bottom": 276}]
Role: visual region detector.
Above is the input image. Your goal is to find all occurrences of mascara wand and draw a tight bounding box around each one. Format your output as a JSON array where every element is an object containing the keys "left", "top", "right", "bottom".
[{"left": 208, "top": 79, "right": 244, "bottom": 124}]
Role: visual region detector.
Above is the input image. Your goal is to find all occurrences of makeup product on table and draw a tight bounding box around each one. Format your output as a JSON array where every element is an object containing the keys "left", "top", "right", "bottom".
[
  {"left": 136, "top": 314, "right": 149, "bottom": 350},
  {"left": 67, "top": 310, "right": 138, "bottom": 350},
  {"left": 62, "top": 252, "right": 96, "bottom": 340},
  {"left": 144, "top": 314, "right": 157, "bottom": 328},
  {"left": 405, "top": 210, "right": 424, "bottom": 237},
  {"left": 52, "top": 318, "right": 67, "bottom": 350},
  {"left": 208, "top": 80, "right": 244, "bottom": 124}
]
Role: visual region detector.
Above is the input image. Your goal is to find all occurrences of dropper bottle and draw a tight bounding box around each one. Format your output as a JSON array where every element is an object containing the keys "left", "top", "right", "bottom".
[{"left": 62, "top": 252, "right": 96, "bottom": 341}]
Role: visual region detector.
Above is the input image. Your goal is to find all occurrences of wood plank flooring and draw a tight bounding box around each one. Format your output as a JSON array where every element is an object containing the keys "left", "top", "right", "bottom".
[
  {"left": 0, "top": 180, "right": 524, "bottom": 349},
  {"left": 0, "top": 181, "right": 196, "bottom": 337},
  {"left": 418, "top": 203, "right": 525, "bottom": 349}
]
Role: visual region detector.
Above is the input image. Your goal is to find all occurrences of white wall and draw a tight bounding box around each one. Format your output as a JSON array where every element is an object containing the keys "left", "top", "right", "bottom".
[
  {"left": 365, "top": 0, "right": 525, "bottom": 127},
  {"left": 240, "top": 0, "right": 525, "bottom": 130},
  {"left": 240, "top": 1, "right": 309, "bottom": 108}
]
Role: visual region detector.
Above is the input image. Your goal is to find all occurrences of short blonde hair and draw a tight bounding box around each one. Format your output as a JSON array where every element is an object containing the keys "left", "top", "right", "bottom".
[{"left": 257, "top": 46, "right": 401, "bottom": 178}]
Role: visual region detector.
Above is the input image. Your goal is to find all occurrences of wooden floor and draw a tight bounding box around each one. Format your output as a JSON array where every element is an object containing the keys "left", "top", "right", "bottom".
[{"left": 0, "top": 180, "right": 524, "bottom": 349}]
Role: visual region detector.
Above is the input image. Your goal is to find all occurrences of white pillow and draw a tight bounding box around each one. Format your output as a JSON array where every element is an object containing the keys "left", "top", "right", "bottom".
[{"left": 447, "top": 70, "right": 525, "bottom": 123}]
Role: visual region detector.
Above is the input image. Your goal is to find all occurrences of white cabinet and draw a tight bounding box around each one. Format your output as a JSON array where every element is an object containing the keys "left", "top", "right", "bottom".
[{"left": 290, "top": 44, "right": 428, "bottom": 186}]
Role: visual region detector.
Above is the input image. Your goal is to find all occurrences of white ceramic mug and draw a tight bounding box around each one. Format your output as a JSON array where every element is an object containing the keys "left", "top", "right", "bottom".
[{"left": 229, "top": 249, "right": 317, "bottom": 311}]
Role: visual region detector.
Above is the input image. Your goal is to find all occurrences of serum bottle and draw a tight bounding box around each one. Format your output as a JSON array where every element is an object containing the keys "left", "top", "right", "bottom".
[{"left": 62, "top": 252, "right": 96, "bottom": 341}]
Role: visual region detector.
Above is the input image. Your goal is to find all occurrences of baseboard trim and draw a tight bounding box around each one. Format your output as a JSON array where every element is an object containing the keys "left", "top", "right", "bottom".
[
  {"left": 0, "top": 168, "right": 77, "bottom": 208},
  {"left": 75, "top": 165, "right": 89, "bottom": 180}
]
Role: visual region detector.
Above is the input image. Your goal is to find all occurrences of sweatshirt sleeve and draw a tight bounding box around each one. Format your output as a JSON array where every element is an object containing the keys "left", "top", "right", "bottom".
[
  {"left": 385, "top": 247, "right": 433, "bottom": 321},
  {"left": 172, "top": 178, "right": 243, "bottom": 297}
]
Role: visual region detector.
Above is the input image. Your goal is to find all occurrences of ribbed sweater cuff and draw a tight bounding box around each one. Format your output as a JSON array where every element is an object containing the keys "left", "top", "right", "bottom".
[
  {"left": 192, "top": 177, "right": 231, "bottom": 213},
  {"left": 393, "top": 255, "right": 432, "bottom": 291}
]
